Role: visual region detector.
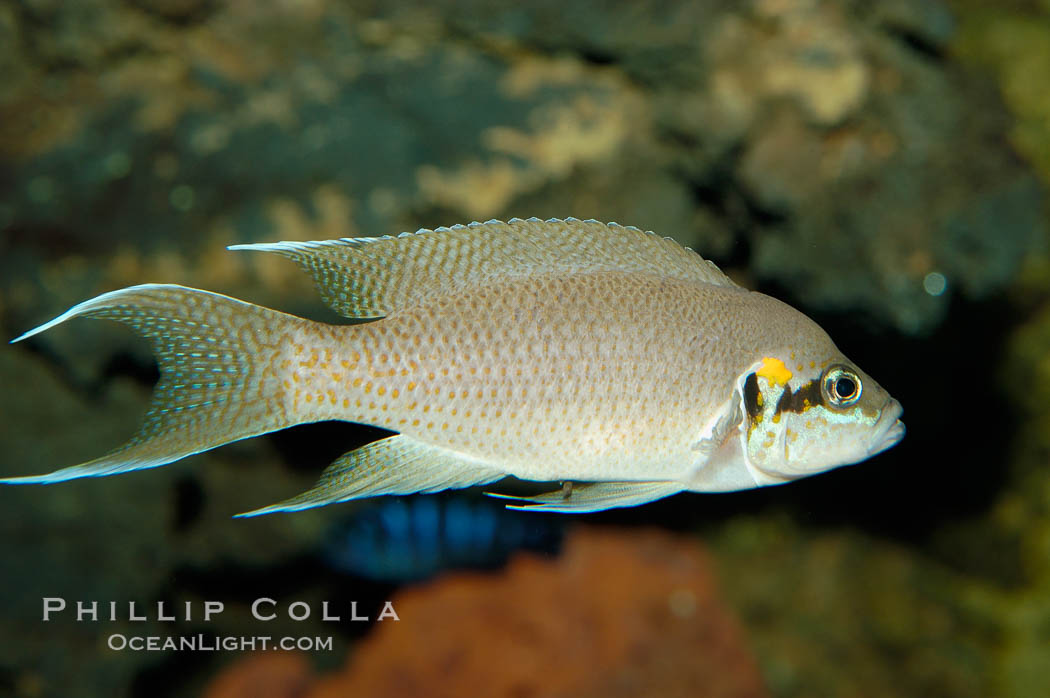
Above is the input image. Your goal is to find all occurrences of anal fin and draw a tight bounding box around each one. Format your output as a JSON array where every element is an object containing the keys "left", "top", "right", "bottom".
[
  {"left": 486, "top": 481, "right": 682, "bottom": 514},
  {"left": 238, "top": 435, "right": 504, "bottom": 517}
]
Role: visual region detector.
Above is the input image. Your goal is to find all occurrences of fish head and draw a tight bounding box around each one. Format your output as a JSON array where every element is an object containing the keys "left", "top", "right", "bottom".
[{"left": 737, "top": 354, "right": 904, "bottom": 485}]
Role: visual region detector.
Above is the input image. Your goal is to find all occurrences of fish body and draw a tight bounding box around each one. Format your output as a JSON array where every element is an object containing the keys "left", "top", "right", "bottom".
[{"left": 4, "top": 218, "right": 904, "bottom": 514}]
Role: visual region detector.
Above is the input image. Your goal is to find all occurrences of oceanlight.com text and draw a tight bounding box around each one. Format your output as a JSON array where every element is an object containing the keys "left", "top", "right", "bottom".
[{"left": 107, "top": 633, "right": 335, "bottom": 652}]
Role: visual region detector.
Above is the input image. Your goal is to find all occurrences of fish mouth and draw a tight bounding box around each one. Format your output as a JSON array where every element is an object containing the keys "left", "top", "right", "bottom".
[{"left": 868, "top": 398, "right": 905, "bottom": 456}]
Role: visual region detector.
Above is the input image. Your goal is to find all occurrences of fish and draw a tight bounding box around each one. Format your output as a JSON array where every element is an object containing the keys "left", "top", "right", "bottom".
[
  {"left": 3, "top": 217, "right": 904, "bottom": 515},
  {"left": 322, "top": 494, "right": 563, "bottom": 582}
]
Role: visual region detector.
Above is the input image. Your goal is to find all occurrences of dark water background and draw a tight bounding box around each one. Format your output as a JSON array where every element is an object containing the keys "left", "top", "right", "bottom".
[{"left": 1, "top": 1, "right": 1048, "bottom": 696}]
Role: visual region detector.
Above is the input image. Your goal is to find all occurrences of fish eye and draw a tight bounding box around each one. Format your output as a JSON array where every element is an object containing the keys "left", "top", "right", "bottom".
[{"left": 822, "top": 366, "right": 861, "bottom": 407}]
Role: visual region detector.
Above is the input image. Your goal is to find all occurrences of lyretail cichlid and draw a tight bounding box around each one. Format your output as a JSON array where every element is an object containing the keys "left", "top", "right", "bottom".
[{"left": 4, "top": 218, "right": 904, "bottom": 514}]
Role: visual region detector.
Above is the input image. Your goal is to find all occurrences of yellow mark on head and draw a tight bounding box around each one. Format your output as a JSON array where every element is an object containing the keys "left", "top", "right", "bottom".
[{"left": 757, "top": 357, "right": 793, "bottom": 387}]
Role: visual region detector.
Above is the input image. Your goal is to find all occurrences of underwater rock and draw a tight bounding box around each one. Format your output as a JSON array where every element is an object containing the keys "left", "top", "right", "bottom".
[
  {"left": 2, "top": 0, "right": 1042, "bottom": 339},
  {"left": 953, "top": 1, "right": 1050, "bottom": 187},
  {"left": 0, "top": 348, "right": 177, "bottom": 697},
  {"left": 202, "top": 526, "right": 767, "bottom": 698},
  {"left": 318, "top": 526, "right": 766, "bottom": 698},
  {"left": 709, "top": 0, "right": 1044, "bottom": 333},
  {"left": 201, "top": 652, "right": 312, "bottom": 698},
  {"left": 0, "top": 344, "right": 330, "bottom": 697},
  {"left": 709, "top": 514, "right": 996, "bottom": 698}
]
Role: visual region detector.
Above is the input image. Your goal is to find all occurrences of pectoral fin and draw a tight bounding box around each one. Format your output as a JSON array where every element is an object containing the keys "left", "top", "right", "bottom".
[{"left": 486, "top": 481, "right": 683, "bottom": 513}]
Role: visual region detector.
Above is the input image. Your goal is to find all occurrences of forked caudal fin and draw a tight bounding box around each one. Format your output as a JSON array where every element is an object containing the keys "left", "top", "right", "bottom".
[{"left": 4, "top": 284, "right": 301, "bottom": 483}]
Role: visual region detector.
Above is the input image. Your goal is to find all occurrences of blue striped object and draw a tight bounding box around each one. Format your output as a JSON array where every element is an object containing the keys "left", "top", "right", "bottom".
[{"left": 321, "top": 494, "right": 564, "bottom": 583}]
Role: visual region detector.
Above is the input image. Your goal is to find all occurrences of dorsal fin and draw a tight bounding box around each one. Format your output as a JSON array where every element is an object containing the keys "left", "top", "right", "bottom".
[{"left": 229, "top": 217, "right": 740, "bottom": 319}]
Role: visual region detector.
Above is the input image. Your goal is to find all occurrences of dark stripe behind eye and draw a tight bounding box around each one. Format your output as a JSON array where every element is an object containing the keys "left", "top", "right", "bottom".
[{"left": 775, "top": 380, "right": 824, "bottom": 414}]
